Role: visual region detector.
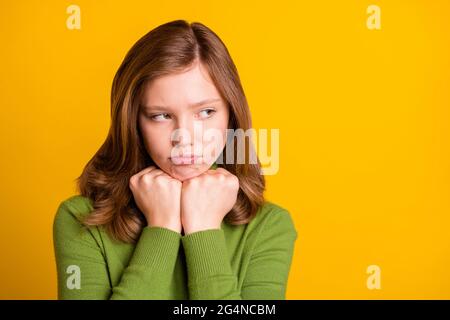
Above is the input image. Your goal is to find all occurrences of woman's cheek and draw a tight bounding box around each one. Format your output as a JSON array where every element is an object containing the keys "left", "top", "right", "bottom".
[
  {"left": 141, "top": 126, "right": 165, "bottom": 157},
  {"left": 201, "top": 126, "right": 221, "bottom": 154}
]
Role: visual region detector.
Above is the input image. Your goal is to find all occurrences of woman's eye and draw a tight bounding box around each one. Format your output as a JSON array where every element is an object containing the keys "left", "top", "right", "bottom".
[
  {"left": 149, "top": 113, "right": 171, "bottom": 121},
  {"left": 198, "top": 108, "right": 216, "bottom": 119}
]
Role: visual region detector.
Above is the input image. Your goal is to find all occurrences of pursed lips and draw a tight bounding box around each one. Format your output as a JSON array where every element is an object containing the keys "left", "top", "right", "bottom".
[{"left": 170, "top": 154, "right": 202, "bottom": 165}]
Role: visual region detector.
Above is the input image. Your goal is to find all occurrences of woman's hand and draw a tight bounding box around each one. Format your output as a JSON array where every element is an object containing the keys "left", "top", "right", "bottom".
[
  {"left": 181, "top": 167, "right": 240, "bottom": 235},
  {"left": 129, "top": 166, "right": 182, "bottom": 234}
]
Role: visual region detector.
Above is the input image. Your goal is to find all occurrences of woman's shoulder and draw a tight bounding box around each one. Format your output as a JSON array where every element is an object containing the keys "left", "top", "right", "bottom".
[
  {"left": 53, "top": 194, "right": 94, "bottom": 227},
  {"left": 53, "top": 195, "right": 107, "bottom": 256},
  {"left": 249, "top": 201, "right": 298, "bottom": 237}
]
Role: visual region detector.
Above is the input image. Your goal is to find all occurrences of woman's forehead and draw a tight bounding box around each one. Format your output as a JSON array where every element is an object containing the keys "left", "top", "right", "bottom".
[{"left": 141, "top": 63, "right": 223, "bottom": 112}]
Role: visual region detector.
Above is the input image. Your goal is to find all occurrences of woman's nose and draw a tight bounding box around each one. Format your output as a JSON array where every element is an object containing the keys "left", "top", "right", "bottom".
[{"left": 171, "top": 117, "right": 199, "bottom": 147}]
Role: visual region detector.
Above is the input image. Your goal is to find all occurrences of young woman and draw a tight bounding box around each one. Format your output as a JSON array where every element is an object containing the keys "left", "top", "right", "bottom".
[{"left": 53, "top": 20, "right": 297, "bottom": 300}]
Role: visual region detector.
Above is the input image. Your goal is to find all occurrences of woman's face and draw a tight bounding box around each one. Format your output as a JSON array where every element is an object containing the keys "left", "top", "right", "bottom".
[{"left": 138, "top": 61, "right": 230, "bottom": 181}]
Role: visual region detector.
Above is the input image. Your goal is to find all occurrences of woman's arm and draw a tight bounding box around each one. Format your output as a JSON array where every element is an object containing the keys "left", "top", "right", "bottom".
[
  {"left": 181, "top": 209, "right": 297, "bottom": 300},
  {"left": 53, "top": 201, "right": 181, "bottom": 299}
]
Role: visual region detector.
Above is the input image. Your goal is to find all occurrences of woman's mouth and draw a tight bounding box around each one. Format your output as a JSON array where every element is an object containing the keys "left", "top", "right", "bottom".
[{"left": 170, "top": 155, "right": 202, "bottom": 165}]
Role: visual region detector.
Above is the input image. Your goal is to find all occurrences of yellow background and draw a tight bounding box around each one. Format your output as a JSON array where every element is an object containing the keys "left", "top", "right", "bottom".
[{"left": 0, "top": 0, "right": 449, "bottom": 299}]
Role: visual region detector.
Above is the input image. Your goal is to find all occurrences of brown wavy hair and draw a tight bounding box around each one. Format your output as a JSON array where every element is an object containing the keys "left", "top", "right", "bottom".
[{"left": 76, "top": 20, "right": 266, "bottom": 243}]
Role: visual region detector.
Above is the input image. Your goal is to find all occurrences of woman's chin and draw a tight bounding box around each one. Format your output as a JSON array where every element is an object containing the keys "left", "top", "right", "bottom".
[{"left": 167, "top": 164, "right": 208, "bottom": 181}]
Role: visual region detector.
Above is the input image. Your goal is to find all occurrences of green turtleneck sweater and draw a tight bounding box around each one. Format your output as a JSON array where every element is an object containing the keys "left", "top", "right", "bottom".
[{"left": 53, "top": 177, "right": 297, "bottom": 300}]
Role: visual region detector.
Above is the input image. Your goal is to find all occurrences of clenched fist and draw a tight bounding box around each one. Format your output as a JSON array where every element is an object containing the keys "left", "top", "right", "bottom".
[
  {"left": 129, "top": 166, "right": 182, "bottom": 233},
  {"left": 180, "top": 167, "right": 240, "bottom": 235},
  {"left": 129, "top": 166, "right": 240, "bottom": 236}
]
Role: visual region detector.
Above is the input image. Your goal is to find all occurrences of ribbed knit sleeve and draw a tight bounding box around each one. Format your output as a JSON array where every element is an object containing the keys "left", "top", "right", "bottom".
[
  {"left": 181, "top": 208, "right": 297, "bottom": 300},
  {"left": 53, "top": 201, "right": 181, "bottom": 300},
  {"left": 182, "top": 228, "right": 240, "bottom": 299}
]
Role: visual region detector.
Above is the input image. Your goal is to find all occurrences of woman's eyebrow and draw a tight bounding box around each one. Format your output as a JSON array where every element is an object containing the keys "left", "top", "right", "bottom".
[{"left": 143, "top": 98, "right": 222, "bottom": 111}]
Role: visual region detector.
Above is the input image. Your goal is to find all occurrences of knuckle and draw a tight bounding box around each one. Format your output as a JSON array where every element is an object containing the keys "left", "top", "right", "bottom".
[
  {"left": 228, "top": 175, "right": 239, "bottom": 187},
  {"left": 154, "top": 174, "right": 165, "bottom": 183},
  {"left": 141, "top": 173, "right": 152, "bottom": 185},
  {"left": 129, "top": 175, "right": 140, "bottom": 188},
  {"left": 170, "top": 179, "right": 181, "bottom": 187}
]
